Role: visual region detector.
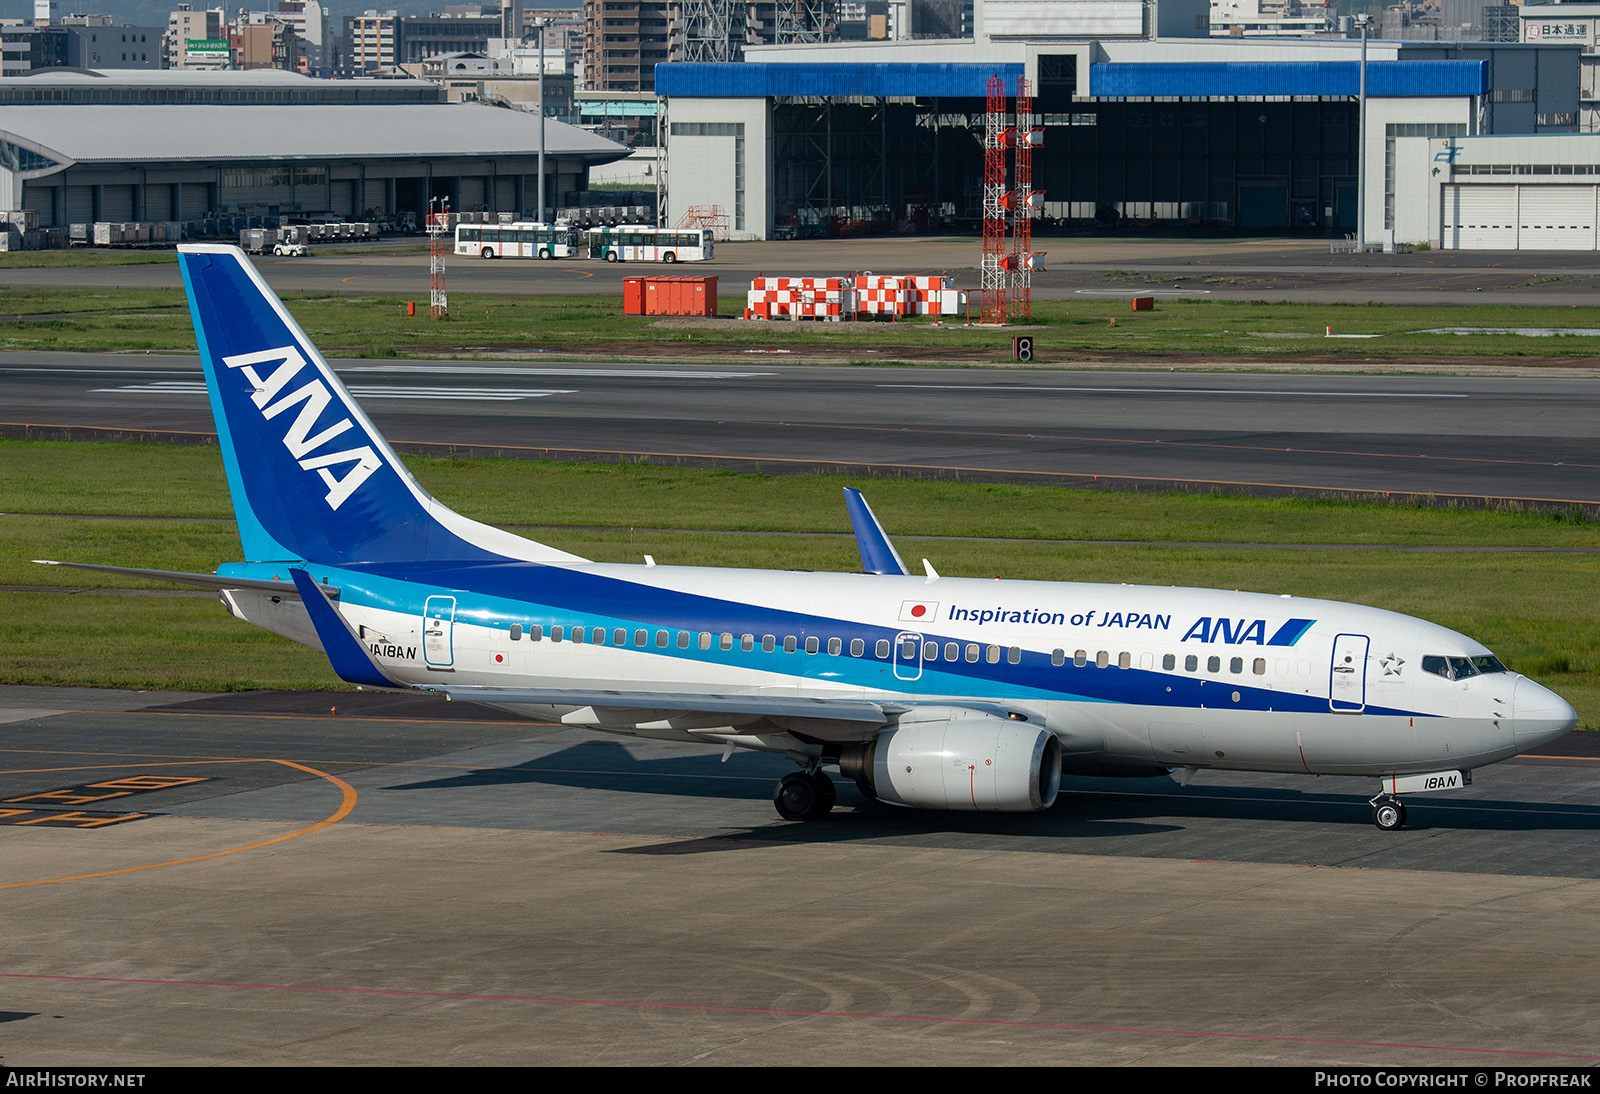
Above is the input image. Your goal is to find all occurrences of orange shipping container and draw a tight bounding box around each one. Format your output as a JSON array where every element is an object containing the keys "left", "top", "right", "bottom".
[
  {"left": 622, "top": 277, "right": 646, "bottom": 315},
  {"left": 631, "top": 275, "right": 719, "bottom": 317}
]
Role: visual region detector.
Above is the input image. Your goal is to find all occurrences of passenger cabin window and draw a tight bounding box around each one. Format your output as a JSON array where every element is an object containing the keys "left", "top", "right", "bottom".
[
  {"left": 852, "top": 639, "right": 865, "bottom": 657},
  {"left": 1051, "top": 649, "right": 1065, "bottom": 667},
  {"left": 1162, "top": 654, "right": 1175, "bottom": 670},
  {"left": 510, "top": 623, "right": 522, "bottom": 641},
  {"left": 875, "top": 639, "right": 890, "bottom": 658}
]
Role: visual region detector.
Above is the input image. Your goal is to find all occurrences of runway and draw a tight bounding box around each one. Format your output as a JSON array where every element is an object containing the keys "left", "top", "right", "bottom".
[
  {"left": 2, "top": 685, "right": 1597, "bottom": 1066},
  {"left": 6, "top": 351, "right": 1600, "bottom": 505}
]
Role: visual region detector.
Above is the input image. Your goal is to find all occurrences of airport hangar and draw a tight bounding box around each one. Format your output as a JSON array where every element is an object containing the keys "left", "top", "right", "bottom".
[
  {"left": 0, "top": 69, "right": 628, "bottom": 226},
  {"left": 657, "top": 0, "right": 1583, "bottom": 247}
]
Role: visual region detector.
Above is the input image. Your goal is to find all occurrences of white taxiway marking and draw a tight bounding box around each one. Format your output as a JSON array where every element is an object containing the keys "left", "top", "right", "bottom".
[
  {"left": 339, "top": 365, "right": 774, "bottom": 379},
  {"left": 94, "top": 381, "right": 575, "bottom": 401},
  {"left": 878, "top": 384, "right": 1469, "bottom": 399},
  {"left": 1073, "top": 289, "right": 1213, "bottom": 296}
]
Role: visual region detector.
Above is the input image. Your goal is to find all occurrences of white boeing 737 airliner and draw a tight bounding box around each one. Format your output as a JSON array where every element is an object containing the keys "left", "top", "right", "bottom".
[{"left": 40, "top": 245, "right": 1578, "bottom": 828}]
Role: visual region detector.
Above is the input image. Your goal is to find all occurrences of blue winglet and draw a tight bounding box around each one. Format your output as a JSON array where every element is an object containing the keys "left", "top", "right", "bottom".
[
  {"left": 843, "top": 488, "right": 909, "bottom": 576},
  {"left": 289, "top": 568, "right": 398, "bottom": 689}
]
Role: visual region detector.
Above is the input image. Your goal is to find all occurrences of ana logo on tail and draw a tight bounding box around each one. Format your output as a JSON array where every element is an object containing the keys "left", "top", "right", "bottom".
[{"left": 223, "top": 345, "right": 384, "bottom": 511}]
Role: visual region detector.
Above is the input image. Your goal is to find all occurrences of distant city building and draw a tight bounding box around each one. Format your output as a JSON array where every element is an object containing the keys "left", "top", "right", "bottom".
[
  {"left": 167, "top": 6, "right": 230, "bottom": 69},
  {"left": 34, "top": 0, "right": 58, "bottom": 27},
  {"left": 396, "top": 13, "right": 500, "bottom": 65},
  {"left": 1521, "top": 3, "right": 1600, "bottom": 130},
  {"left": 585, "top": 0, "right": 670, "bottom": 90},
  {"left": 237, "top": 18, "right": 303, "bottom": 70},
  {"left": 1210, "top": 0, "right": 1328, "bottom": 38},
  {"left": 344, "top": 10, "right": 397, "bottom": 72}
]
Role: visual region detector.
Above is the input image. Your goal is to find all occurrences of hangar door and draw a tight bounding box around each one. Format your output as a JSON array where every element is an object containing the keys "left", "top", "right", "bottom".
[{"left": 1442, "top": 184, "right": 1600, "bottom": 250}]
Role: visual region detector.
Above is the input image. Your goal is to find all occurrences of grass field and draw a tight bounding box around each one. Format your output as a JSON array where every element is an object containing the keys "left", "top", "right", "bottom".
[
  {"left": 3, "top": 438, "right": 1597, "bottom": 726},
  {"left": 7, "top": 286, "right": 1600, "bottom": 361}
]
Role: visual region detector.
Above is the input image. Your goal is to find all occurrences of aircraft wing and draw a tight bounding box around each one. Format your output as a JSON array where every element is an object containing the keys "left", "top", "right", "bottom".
[
  {"left": 427, "top": 684, "right": 903, "bottom": 725},
  {"left": 33, "top": 560, "right": 339, "bottom": 597}
]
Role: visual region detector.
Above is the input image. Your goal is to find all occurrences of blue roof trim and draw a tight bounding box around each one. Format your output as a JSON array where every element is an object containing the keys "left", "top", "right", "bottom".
[
  {"left": 656, "top": 62, "right": 1025, "bottom": 99},
  {"left": 1089, "top": 60, "right": 1489, "bottom": 98}
]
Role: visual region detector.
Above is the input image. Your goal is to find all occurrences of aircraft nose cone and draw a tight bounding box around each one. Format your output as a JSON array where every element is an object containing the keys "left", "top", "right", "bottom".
[{"left": 1513, "top": 677, "right": 1577, "bottom": 751}]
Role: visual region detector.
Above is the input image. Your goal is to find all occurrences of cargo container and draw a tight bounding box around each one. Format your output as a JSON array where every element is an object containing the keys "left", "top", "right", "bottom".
[{"left": 624, "top": 275, "right": 719, "bottom": 316}]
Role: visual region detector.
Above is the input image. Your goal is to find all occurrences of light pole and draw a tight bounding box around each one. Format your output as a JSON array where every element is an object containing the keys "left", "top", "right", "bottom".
[
  {"left": 1356, "top": 12, "right": 1369, "bottom": 251},
  {"left": 536, "top": 17, "right": 547, "bottom": 225}
]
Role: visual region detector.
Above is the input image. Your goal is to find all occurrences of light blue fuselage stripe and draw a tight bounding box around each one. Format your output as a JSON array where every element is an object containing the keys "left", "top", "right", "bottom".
[{"left": 227, "top": 559, "right": 1431, "bottom": 719}]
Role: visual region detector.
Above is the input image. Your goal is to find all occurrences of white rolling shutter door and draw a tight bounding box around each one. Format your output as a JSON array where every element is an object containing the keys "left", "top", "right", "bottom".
[
  {"left": 1442, "top": 185, "right": 1516, "bottom": 249},
  {"left": 1518, "top": 186, "right": 1597, "bottom": 251}
]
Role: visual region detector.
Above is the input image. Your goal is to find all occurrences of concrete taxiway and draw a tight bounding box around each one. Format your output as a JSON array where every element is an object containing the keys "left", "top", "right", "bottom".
[
  {"left": 2, "top": 684, "right": 1598, "bottom": 1066},
  {"left": 9, "top": 236, "right": 1600, "bottom": 306}
]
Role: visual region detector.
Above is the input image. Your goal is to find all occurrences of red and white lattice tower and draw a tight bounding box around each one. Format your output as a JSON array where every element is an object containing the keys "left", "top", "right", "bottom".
[
  {"left": 1010, "top": 76, "right": 1045, "bottom": 321},
  {"left": 980, "top": 72, "right": 1011, "bottom": 325},
  {"left": 426, "top": 202, "right": 450, "bottom": 320}
]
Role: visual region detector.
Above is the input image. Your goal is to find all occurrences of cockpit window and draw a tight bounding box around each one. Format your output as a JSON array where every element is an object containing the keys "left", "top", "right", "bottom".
[{"left": 1422, "top": 654, "right": 1509, "bottom": 681}]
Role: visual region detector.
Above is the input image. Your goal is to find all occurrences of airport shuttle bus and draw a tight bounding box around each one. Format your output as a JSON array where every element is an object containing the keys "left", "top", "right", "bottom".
[
  {"left": 455, "top": 222, "right": 581, "bottom": 259},
  {"left": 583, "top": 226, "right": 714, "bottom": 263}
]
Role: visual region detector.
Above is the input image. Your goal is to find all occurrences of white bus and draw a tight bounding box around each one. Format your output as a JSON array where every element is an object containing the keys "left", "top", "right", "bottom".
[
  {"left": 455, "top": 222, "right": 581, "bottom": 259},
  {"left": 583, "top": 226, "right": 714, "bottom": 263}
]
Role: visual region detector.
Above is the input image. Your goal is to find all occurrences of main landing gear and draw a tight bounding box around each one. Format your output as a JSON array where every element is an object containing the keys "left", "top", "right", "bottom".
[
  {"left": 1370, "top": 794, "right": 1409, "bottom": 831},
  {"left": 774, "top": 769, "right": 836, "bottom": 821}
]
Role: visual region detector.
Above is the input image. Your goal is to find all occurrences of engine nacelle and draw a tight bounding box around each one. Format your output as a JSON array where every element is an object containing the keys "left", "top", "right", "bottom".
[{"left": 840, "top": 711, "right": 1061, "bottom": 812}]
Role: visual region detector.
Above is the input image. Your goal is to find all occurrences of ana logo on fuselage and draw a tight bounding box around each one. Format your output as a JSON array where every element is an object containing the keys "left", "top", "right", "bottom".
[
  {"left": 222, "top": 345, "right": 383, "bottom": 511},
  {"left": 1181, "top": 616, "right": 1317, "bottom": 646}
]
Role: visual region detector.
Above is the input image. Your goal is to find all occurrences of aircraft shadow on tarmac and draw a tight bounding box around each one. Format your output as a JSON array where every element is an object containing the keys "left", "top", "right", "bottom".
[{"left": 371, "top": 740, "right": 1600, "bottom": 847}]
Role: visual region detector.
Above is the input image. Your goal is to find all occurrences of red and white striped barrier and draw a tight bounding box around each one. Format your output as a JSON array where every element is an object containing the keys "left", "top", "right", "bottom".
[
  {"left": 742, "top": 274, "right": 965, "bottom": 320},
  {"left": 745, "top": 276, "right": 849, "bottom": 321}
]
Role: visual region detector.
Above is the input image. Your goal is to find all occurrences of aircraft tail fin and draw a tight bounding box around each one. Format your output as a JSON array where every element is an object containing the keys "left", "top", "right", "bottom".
[{"left": 177, "top": 244, "right": 585, "bottom": 567}]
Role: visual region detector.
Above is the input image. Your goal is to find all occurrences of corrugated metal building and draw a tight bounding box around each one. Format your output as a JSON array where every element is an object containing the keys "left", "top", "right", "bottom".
[
  {"left": 658, "top": 23, "right": 1580, "bottom": 241},
  {"left": 0, "top": 72, "right": 628, "bottom": 225}
]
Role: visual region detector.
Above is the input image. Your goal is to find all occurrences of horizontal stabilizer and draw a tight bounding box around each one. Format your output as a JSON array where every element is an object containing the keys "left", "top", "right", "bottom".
[{"left": 34, "top": 560, "right": 338, "bottom": 598}]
